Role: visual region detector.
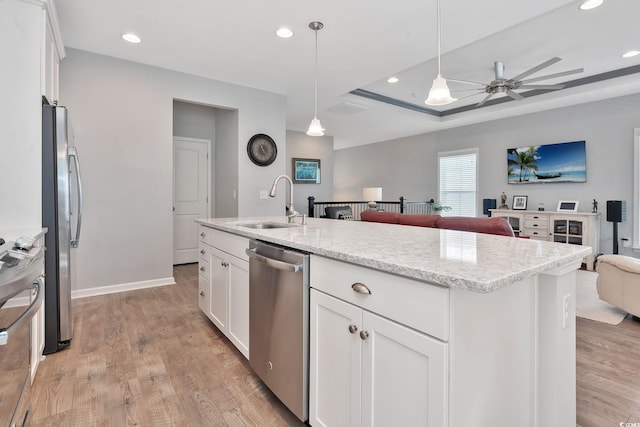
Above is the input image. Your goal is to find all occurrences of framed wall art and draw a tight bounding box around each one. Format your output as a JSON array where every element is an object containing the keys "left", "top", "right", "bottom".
[
  {"left": 557, "top": 200, "right": 579, "bottom": 212},
  {"left": 292, "top": 158, "right": 321, "bottom": 184},
  {"left": 512, "top": 195, "right": 528, "bottom": 210}
]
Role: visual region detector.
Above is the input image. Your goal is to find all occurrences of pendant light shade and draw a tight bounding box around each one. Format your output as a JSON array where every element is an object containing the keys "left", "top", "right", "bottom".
[
  {"left": 426, "top": 74, "right": 456, "bottom": 105},
  {"left": 307, "top": 21, "right": 325, "bottom": 136},
  {"left": 425, "top": 0, "right": 457, "bottom": 106},
  {"left": 307, "top": 118, "right": 324, "bottom": 136}
]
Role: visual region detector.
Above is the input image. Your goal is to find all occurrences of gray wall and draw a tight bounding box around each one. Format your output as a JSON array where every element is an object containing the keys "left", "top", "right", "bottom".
[
  {"left": 335, "top": 94, "right": 640, "bottom": 256},
  {"left": 286, "top": 130, "right": 334, "bottom": 215},
  {"left": 215, "top": 109, "right": 239, "bottom": 218},
  {"left": 60, "top": 48, "right": 286, "bottom": 293}
]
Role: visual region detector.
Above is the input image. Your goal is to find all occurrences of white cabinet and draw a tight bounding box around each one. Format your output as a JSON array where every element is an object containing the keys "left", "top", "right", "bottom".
[
  {"left": 311, "top": 290, "right": 447, "bottom": 427},
  {"left": 42, "top": 11, "right": 62, "bottom": 104},
  {"left": 198, "top": 226, "right": 249, "bottom": 358},
  {"left": 1, "top": 0, "right": 63, "bottom": 228},
  {"left": 310, "top": 257, "right": 448, "bottom": 427},
  {"left": 491, "top": 209, "right": 600, "bottom": 270}
]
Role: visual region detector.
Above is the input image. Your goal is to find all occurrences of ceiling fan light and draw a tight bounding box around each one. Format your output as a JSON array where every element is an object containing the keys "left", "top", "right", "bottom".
[
  {"left": 307, "top": 117, "right": 325, "bottom": 136},
  {"left": 425, "top": 75, "right": 457, "bottom": 106},
  {"left": 579, "top": 0, "right": 603, "bottom": 10}
]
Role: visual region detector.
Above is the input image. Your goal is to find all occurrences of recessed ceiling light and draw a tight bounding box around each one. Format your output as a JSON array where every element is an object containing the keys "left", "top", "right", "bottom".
[
  {"left": 122, "top": 33, "right": 142, "bottom": 44},
  {"left": 276, "top": 27, "right": 294, "bottom": 38},
  {"left": 579, "top": 0, "right": 604, "bottom": 10},
  {"left": 622, "top": 50, "right": 640, "bottom": 58},
  {"left": 387, "top": 77, "right": 399, "bottom": 83}
]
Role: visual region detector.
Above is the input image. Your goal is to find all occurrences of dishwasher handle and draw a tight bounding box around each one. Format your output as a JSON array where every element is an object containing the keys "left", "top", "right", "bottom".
[{"left": 246, "top": 248, "right": 304, "bottom": 273}]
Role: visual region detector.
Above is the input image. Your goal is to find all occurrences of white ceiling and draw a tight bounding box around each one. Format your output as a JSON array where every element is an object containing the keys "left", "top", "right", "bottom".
[{"left": 55, "top": 0, "right": 640, "bottom": 150}]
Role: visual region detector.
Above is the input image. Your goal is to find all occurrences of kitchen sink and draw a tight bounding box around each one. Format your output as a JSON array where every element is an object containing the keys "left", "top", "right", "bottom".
[{"left": 234, "top": 221, "right": 300, "bottom": 229}]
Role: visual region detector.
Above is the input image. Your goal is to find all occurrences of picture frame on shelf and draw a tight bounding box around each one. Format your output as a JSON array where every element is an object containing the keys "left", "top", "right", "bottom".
[
  {"left": 557, "top": 200, "right": 579, "bottom": 212},
  {"left": 292, "top": 158, "right": 321, "bottom": 184},
  {"left": 512, "top": 195, "right": 528, "bottom": 210}
]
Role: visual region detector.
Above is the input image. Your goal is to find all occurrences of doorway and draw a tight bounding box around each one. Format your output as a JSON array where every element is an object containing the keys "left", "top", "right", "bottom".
[{"left": 173, "top": 137, "right": 210, "bottom": 264}]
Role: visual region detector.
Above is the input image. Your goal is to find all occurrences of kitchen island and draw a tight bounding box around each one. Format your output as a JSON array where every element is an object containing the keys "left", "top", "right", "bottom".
[{"left": 196, "top": 216, "right": 590, "bottom": 427}]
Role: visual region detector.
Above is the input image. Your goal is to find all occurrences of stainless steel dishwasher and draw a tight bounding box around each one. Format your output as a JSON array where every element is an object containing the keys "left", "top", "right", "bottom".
[{"left": 246, "top": 239, "right": 310, "bottom": 422}]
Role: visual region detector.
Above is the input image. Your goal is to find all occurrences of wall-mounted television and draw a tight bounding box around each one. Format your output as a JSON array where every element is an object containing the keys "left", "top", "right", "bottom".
[{"left": 507, "top": 140, "right": 586, "bottom": 184}]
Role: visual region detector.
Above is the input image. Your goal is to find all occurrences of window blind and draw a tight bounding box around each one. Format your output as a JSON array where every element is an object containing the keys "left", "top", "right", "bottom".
[{"left": 438, "top": 149, "right": 477, "bottom": 217}]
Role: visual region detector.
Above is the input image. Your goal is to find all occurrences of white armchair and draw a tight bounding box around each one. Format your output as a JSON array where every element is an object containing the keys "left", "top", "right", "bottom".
[{"left": 596, "top": 254, "right": 640, "bottom": 318}]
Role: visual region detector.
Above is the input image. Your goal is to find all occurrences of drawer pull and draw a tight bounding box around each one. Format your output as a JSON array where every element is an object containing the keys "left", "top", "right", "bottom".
[
  {"left": 359, "top": 330, "right": 369, "bottom": 340},
  {"left": 348, "top": 324, "right": 358, "bottom": 334},
  {"left": 351, "top": 282, "right": 372, "bottom": 295},
  {"left": 533, "top": 224, "right": 538, "bottom": 227},
  {"left": 199, "top": 291, "right": 205, "bottom": 297},
  {"left": 200, "top": 232, "right": 206, "bottom": 238},
  {"left": 200, "top": 266, "right": 205, "bottom": 272},
  {"left": 200, "top": 249, "right": 205, "bottom": 255}
]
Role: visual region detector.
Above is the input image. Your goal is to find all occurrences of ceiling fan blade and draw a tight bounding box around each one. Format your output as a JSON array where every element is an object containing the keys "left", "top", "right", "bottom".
[
  {"left": 519, "top": 84, "right": 565, "bottom": 90},
  {"left": 457, "top": 92, "right": 486, "bottom": 101},
  {"left": 520, "top": 68, "right": 584, "bottom": 84},
  {"left": 447, "top": 78, "right": 486, "bottom": 86},
  {"left": 476, "top": 94, "right": 493, "bottom": 107},
  {"left": 506, "top": 90, "right": 525, "bottom": 101},
  {"left": 451, "top": 88, "right": 486, "bottom": 93},
  {"left": 510, "top": 57, "right": 562, "bottom": 82}
]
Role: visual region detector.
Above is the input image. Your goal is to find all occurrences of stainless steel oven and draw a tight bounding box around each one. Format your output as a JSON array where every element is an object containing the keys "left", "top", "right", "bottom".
[
  {"left": 246, "top": 240, "right": 310, "bottom": 422},
  {"left": 0, "top": 244, "right": 44, "bottom": 427}
]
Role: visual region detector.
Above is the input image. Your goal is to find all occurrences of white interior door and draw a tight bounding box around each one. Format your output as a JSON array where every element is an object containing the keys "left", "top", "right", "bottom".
[{"left": 173, "top": 137, "right": 210, "bottom": 264}]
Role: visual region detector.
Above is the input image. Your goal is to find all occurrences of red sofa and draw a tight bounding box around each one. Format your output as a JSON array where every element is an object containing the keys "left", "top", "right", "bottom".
[{"left": 360, "top": 211, "right": 515, "bottom": 237}]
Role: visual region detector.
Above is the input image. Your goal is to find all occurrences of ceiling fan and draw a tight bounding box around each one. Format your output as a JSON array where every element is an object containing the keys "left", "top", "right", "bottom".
[{"left": 449, "top": 57, "right": 584, "bottom": 107}]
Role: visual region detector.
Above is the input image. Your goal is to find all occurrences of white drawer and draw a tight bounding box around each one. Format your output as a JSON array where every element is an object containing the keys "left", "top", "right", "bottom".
[
  {"left": 199, "top": 227, "right": 208, "bottom": 242},
  {"left": 198, "top": 242, "right": 208, "bottom": 262},
  {"left": 310, "top": 255, "right": 449, "bottom": 341},
  {"left": 198, "top": 258, "right": 209, "bottom": 280},
  {"left": 525, "top": 213, "right": 546, "bottom": 221},
  {"left": 524, "top": 220, "right": 548, "bottom": 229},
  {"left": 200, "top": 226, "right": 249, "bottom": 261}
]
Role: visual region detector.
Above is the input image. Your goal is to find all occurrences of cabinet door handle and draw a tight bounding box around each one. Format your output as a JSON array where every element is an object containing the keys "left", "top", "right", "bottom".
[
  {"left": 200, "top": 249, "right": 205, "bottom": 255},
  {"left": 199, "top": 291, "right": 205, "bottom": 297},
  {"left": 348, "top": 324, "right": 358, "bottom": 334},
  {"left": 351, "top": 282, "right": 372, "bottom": 295},
  {"left": 200, "top": 232, "right": 206, "bottom": 238},
  {"left": 200, "top": 266, "right": 205, "bottom": 272},
  {"left": 359, "top": 330, "right": 369, "bottom": 340}
]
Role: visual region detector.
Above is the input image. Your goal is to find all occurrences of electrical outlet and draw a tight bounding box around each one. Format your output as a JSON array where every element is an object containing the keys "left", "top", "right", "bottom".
[
  {"left": 562, "top": 294, "right": 571, "bottom": 329},
  {"left": 622, "top": 238, "right": 631, "bottom": 248},
  {"left": 259, "top": 190, "right": 269, "bottom": 200},
  {"left": 232, "top": 190, "right": 237, "bottom": 199}
]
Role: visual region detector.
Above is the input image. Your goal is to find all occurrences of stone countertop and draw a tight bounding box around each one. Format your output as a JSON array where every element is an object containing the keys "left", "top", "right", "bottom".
[{"left": 196, "top": 217, "right": 591, "bottom": 293}]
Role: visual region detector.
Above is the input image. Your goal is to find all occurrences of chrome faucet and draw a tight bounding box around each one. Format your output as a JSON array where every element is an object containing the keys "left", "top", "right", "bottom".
[{"left": 269, "top": 174, "right": 306, "bottom": 224}]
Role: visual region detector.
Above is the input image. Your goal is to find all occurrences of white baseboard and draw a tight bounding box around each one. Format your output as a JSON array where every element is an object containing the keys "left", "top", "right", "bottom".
[
  {"left": 4, "top": 276, "right": 176, "bottom": 307},
  {"left": 72, "top": 276, "right": 176, "bottom": 299}
]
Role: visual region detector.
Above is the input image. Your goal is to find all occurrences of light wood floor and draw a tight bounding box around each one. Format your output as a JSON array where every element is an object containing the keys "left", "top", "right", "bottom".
[
  {"left": 29, "top": 264, "right": 304, "bottom": 427},
  {"left": 29, "top": 264, "right": 640, "bottom": 426}
]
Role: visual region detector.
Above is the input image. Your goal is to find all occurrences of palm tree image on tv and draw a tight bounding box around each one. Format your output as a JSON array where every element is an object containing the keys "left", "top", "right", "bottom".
[
  {"left": 508, "top": 146, "right": 539, "bottom": 182},
  {"left": 507, "top": 141, "right": 587, "bottom": 184}
]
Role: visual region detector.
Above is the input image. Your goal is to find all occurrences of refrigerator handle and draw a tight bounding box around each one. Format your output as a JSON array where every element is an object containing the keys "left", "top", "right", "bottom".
[{"left": 69, "top": 146, "right": 83, "bottom": 248}]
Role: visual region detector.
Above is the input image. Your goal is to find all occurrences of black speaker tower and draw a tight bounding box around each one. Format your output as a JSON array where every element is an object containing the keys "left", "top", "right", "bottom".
[{"left": 606, "top": 200, "right": 623, "bottom": 254}]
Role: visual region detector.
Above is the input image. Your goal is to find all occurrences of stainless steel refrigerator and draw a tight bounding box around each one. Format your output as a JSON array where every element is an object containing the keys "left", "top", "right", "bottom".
[{"left": 42, "top": 101, "right": 82, "bottom": 354}]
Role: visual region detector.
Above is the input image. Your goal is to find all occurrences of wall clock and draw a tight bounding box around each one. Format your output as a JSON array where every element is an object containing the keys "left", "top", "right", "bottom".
[{"left": 247, "top": 133, "right": 277, "bottom": 166}]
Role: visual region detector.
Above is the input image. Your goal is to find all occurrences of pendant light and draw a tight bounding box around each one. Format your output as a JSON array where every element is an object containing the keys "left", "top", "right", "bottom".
[
  {"left": 425, "top": 0, "right": 457, "bottom": 106},
  {"left": 307, "top": 21, "right": 325, "bottom": 136}
]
